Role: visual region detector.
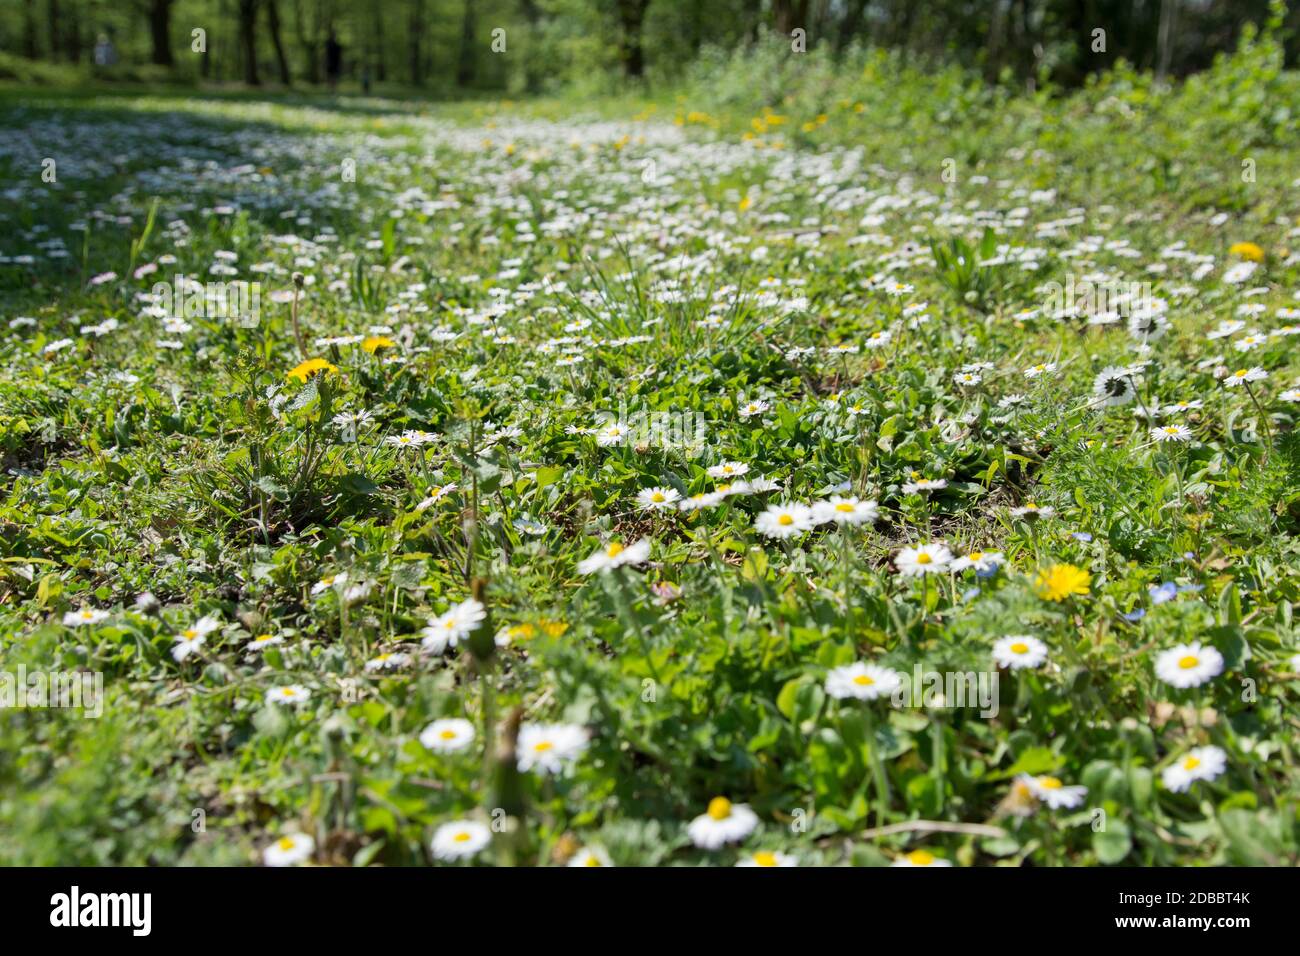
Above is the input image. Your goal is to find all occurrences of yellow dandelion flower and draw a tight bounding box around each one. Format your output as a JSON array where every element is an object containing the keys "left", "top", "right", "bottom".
[
  {"left": 361, "top": 335, "right": 395, "bottom": 354},
  {"left": 1034, "top": 564, "right": 1091, "bottom": 602},
  {"left": 286, "top": 358, "right": 338, "bottom": 383},
  {"left": 1228, "top": 241, "right": 1264, "bottom": 262}
]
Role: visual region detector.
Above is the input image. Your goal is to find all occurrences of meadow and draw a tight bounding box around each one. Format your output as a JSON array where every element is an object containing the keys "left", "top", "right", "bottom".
[{"left": 1, "top": 27, "right": 1299, "bottom": 867}]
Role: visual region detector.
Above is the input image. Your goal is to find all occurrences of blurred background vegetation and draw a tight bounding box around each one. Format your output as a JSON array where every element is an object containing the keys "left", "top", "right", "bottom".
[{"left": 2, "top": 0, "right": 1299, "bottom": 96}]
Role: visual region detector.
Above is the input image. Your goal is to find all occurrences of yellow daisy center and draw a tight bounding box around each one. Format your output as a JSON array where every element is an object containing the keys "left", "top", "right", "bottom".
[
  {"left": 916, "top": 553, "right": 932, "bottom": 565},
  {"left": 1038, "top": 777, "right": 1062, "bottom": 789},
  {"left": 1010, "top": 642, "right": 1029, "bottom": 655},
  {"left": 277, "top": 837, "right": 296, "bottom": 851},
  {"left": 1183, "top": 756, "right": 1201, "bottom": 770},
  {"left": 534, "top": 741, "right": 554, "bottom": 752},
  {"left": 606, "top": 542, "right": 625, "bottom": 558},
  {"left": 906, "top": 850, "right": 935, "bottom": 866},
  {"left": 852, "top": 674, "right": 875, "bottom": 686},
  {"left": 651, "top": 492, "right": 665, "bottom": 502},
  {"left": 778, "top": 514, "right": 794, "bottom": 526},
  {"left": 707, "top": 797, "right": 732, "bottom": 820},
  {"left": 1178, "top": 655, "right": 1200, "bottom": 670},
  {"left": 440, "top": 729, "right": 457, "bottom": 740},
  {"left": 752, "top": 851, "right": 778, "bottom": 867},
  {"left": 453, "top": 831, "right": 472, "bottom": 843},
  {"left": 836, "top": 503, "right": 854, "bottom": 512}
]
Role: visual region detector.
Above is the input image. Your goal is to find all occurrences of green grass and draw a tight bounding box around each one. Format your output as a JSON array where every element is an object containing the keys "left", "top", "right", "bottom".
[{"left": 1, "top": 33, "right": 1298, "bottom": 867}]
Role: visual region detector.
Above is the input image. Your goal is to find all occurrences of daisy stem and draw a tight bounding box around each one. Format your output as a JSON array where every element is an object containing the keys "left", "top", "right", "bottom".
[
  {"left": 930, "top": 714, "right": 945, "bottom": 813},
  {"left": 614, "top": 570, "right": 662, "bottom": 684},
  {"left": 476, "top": 657, "right": 497, "bottom": 801},
  {"left": 841, "top": 524, "right": 854, "bottom": 643},
  {"left": 862, "top": 707, "right": 891, "bottom": 827},
  {"left": 1243, "top": 382, "right": 1272, "bottom": 462}
]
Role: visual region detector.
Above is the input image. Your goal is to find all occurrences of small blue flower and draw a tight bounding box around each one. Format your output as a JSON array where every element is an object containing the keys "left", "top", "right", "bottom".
[
  {"left": 961, "top": 587, "right": 981, "bottom": 603},
  {"left": 1070, "top": 532, "right": 1093, "bottom": 542},
  {"left": 1177, "top": 583, "right": 1204, "bottom": 594},
  {"left": 1122, "top": 608, "right": 1147, "bottom": 622},
  {"left": 1149, "top": 582, "right": 1178, "bottom": 605}
]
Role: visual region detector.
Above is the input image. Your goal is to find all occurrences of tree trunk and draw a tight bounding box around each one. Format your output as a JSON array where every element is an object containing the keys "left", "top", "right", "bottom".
[
  {"left": 409, "top": 0, "right": 424, "bottom": 86},
  {"left": 24, "top": 0, "right": 39, "bottom": 58},
  {"left": 1155, "top": 0, "right": 1178, "bottom": 80},
  {"left": 265, "top": 0, "right": 291, "bottom": 84},
  {"left": 372, "top": 2, "right": 386, "bottom": 82},
  {"left": 520, "top": 0, "right": 542, "bottom": 92},
  {"left": 64, "top": 2, "right": 80, "bottom": 62},
  {"left": 616, "top": 0, "right": 650, "bottom": 78},
  {"left": 148, "top": 0, "right": 174, "bottom": 67},
  {"left": 292, "top": 0, "right": 321, "bottom": 84},
  {"left": 46, "top": 0, "right": 60, "bottom": 61},
  {"left": 456, "top": 0, "right": 475, "bottom": 87},
  {"left": 838, "top": 0, "right": 868, "bottom": 51},
  {"left": 239, "top": 0, "right": 260, "bottom": 85}
]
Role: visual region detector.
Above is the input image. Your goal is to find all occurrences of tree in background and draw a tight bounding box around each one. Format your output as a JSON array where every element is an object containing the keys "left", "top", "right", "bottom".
[
  {"left": 616, "top": 0, "right": 650, "bottom": 78},
  {"left": 3, "top": 0, "right": 1297, "bottom": 91},
  {"left": 238, "top": 0, "right": 258, "bottom": 84}
]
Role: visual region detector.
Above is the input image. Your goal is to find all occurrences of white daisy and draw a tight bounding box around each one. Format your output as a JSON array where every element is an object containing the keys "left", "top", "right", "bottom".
[
  {"left": 568, "top": 846, "right": 614, "bottom": 868},
  {"left": 636, "top": 486, "right": 681, "bottom": 511},
  {"left": 811, "top": 496, "right": 879, "bottom": 526},
  {"left": 576, "top": 538, "right": 651, "bottom": 575},
  {"left": 62, "top": 607, "right": 109, "bottom": 627},
  {"left": 1093, "top": 366, "right": 1136, "bottom": 407},
  {"left": 895, "top": 542, "right": 953, "bottom": 576},
  {"left": 1222, "top": 366, "right": 1266, "bottom": 387},
  {"left": 595, "top": 423, "right": 629, "bottom": 446},
  {"left": 263, "top": 833, "right": 315, "bottom": 867},
  {"left": 246, "top": 633, "right": 283, "bottom": 653},
  {"left": 1150, "top": 424, "right": 1192, "bottom": 442},
  {"left": 825, "top": 662, "right": 903, "bottom": 700},
  {"left": 1020, "top": 774, "right": 1088, "bottom": 809},
  {"left": 1161, "top": 745, "right": 1227, "bottom": 793},
  {"left": 1154, "top": 642, "right": 1224, "bottom": 688},
  {"left": 891, "top": 849, "right": 952, "bottom": 867},
  {"left": 364, "top": 651, "right": 411, "bottom": 672},
  {"left": 421, "top": 598, "right": 487, "bottom": 653},
  {"left": 311, "top": 572, "right": 348, "bottom": 596},
  {"left": 707, "top": 461, "right": 750, "bottom": 480},
  {"left": 992, "top": 635, "right": 1049, "bottom": 670},
  {"left": 687, "top": 797, "right": 759, "bottom": 849},
  {"left": 431, "top": 820, "right": 492, "bottom": 861},
  {"left": 516, "top": 723, "right": 589, "bottom": 774},
  {"left": 1010, "top": 502, "right": 1055, "bottom": 519},
  {"left": 754, "top": 502, "right": 814, "bottom": 539},
  {"left": 950, "top": 549, "right": 1004, "bottom": 573},
  {"left": 901, "top": 477, "right": 948, "bottom": 494},
  {"left": 267, "top": 684, "right": 311, "bottom": 705},
  {"left": 419, "top": 718, "right": 476, "bottom": 753},
  {"left": 736, "top": 850, "right": 798, "bottom": 867}
]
